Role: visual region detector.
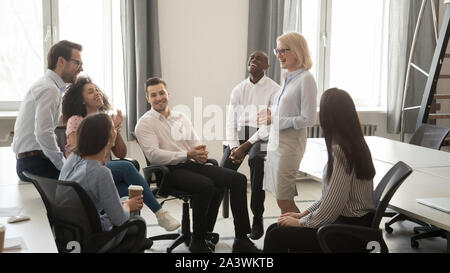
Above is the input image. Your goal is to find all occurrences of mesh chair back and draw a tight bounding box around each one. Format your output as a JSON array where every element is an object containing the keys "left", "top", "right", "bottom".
[
  {"left": 410, "top": 124, "right": 450, "bottom": 150},
  {"left": 24, "top": 172, "right": 102, "bottom": 253},
  {"left": 55, "top": 126, "right": 67, "bottom": 155},
  {"left": 371, "top": 161, "right": 413, "bottom": 228}
]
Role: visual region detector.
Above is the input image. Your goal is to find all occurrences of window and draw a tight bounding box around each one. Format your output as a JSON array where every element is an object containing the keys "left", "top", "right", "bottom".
[
  {"left": 0, "top": 0, "right": 125, "bottom": 112},
  {"left": 0, "top": 0, "right": 44, "bottom": 109},
  {"left": 284, "top": 0, "right": 389, "bottom": 108}
]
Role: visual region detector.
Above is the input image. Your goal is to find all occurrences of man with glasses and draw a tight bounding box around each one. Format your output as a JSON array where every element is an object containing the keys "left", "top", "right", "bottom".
[
  {"left": 12, "top": 40, "right": 83, "bottom": 182},
  {"left": 221, "top": 50, "right": 280, "bottom": 240}
]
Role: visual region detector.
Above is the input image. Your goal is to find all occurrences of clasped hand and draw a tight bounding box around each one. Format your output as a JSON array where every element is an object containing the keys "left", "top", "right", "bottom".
[
  {"left": 277, "top": 212, "right": 303, "bottom": 227},
  {"left": 187, "top": 145, "right": 209, "bottom": 164}
]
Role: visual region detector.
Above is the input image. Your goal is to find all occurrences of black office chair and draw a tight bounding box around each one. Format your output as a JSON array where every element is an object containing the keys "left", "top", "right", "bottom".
[
  {"left": 55, "top": 125, "right": 140, "bottom": 170},
  {"left": 317, "top": 161, "right": 413, "bottom": 253},
  {"left": 409, "top": 123, "right": 450, "bottom": 150},
  {"left": 384, "top": 124, "right": 450, "bottom": 248},
  {"left": 23, "top": 172, "right": 152, "bottom": 253},
  {"left": 131, "top": 132, "right": 220, "bottom": 253}
]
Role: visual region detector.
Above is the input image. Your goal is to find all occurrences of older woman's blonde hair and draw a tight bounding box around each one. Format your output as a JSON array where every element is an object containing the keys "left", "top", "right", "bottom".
[{"left": 277, "top": 32, "right": 313, "bottom": 70}]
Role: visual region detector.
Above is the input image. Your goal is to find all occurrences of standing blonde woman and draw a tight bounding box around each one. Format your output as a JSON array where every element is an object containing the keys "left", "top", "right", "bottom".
[{"left": 260, "top": 32, "right": 317, "bottom": 214}]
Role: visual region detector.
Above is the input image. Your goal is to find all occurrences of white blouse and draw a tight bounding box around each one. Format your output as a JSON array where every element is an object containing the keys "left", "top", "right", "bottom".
[{"left": 271, "top": 68, "right": 317, "bottom": 131}]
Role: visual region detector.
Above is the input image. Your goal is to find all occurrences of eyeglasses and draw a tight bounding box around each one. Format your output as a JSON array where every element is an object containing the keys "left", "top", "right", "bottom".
[
  {"left": 273, "top": 48, "right": 290, "bottom": 56},
  {"left": 70, "top": 59, "right": 83, "bottom": 69}
]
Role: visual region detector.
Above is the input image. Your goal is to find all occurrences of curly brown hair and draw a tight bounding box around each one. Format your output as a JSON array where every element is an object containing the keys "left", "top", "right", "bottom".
[{"left": 62, "top": 76, "right": 111, "bottom": 124}]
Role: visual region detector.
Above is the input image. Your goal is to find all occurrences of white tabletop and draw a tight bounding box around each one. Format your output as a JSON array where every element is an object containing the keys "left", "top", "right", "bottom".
[
  {"left": 308, "top": 136, "right": 450, "bottom": 168},
  {"left": 387, "top": 171, "right": 450, "bottom": 231},
  {"left": 0, "top": 147, "right": 57, "bottom": 253}
]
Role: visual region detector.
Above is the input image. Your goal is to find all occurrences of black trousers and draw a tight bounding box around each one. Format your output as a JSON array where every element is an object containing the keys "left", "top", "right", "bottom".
[
  {"left": 167, "top": 161, "right": 251, "bottom": 239},
  {"left": 220, "top": 126, "right": 266, "bottom": 218},
  {"left": 16, "top": 154, "right": 60, "bottom": 182},
  {"left": 263, "top": 213, "right": 374, "bottom": 253}
]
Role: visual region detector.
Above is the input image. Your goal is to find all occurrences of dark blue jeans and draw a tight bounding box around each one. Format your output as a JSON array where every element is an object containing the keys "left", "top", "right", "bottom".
[
  {"left": 106, "top": 160, "right": 162, "bottom": 213},
  {"left": 16, "top": 154, "right": 60, "bottom": 182}
]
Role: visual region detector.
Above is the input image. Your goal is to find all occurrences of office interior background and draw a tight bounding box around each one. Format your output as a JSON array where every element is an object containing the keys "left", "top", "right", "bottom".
[{"left": 1, "top": 0, "right": 450, "bottom": 253}]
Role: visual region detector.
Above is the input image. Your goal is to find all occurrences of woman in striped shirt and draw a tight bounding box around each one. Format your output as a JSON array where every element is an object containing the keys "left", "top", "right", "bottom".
[{"left": 263, "top": 88, "right": 376, "bottom": 252}]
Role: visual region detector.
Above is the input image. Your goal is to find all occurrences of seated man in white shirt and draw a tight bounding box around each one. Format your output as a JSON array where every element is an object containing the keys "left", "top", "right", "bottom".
[
  {"left": 221, "top": 50, "right": 280, "bottom": 240},
  {"left": 135, "top": 77, "right": 260, "bottom": 253},
  {"left": 12, "top": 40, "right": 83, "bottom": 182}
]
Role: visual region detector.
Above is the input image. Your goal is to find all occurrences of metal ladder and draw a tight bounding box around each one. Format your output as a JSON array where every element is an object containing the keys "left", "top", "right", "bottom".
[{"left": 400, "top": 0, "right": 450, "bottom": 141}]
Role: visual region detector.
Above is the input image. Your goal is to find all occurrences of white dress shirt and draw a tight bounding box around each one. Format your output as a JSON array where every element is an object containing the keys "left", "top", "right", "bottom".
[
  {"left": 271, "top": 68, "right": 317, "bottom": 130},
  {"left": 135, "top": 108, "right": 200, "bottom": 166},
  {"left": 225, "top": 75, "right": 280, "bottom": 149},
  {"left": 12, "top": 70, "right": 66, "bottom": 170}
]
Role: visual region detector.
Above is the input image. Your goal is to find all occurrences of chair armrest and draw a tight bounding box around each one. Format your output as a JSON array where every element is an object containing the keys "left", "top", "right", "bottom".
[
  {"left": 142, "top": 159, "right": 217, "bottom": 197},
  {"left": 89, "top": 217, "right": 146, "bottom": 253},
  {"left": 142, "top": 165, "right": 169, "bottom": 184},
  {"left": 113, "top": 158, "right": 140, "bottom": 171},
  {"left": 317, "top": 224, "right": 388, "bottom": 253},
  {"left": 206, "top": 159, "right": 218, "bottom": 166}
]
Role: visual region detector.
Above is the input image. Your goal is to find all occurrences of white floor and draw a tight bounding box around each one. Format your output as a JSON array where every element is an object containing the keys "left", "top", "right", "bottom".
[{"left": 140, "top": 178, "right": 448, "bottom": 253}]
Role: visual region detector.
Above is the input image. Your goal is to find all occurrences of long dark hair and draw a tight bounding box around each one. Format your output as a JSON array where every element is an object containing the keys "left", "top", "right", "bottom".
[
  {"left": 74, "top": 113, "right": 112, "bottom": 157},
  {"left": 320, "top": 88, "right": 375, "bottom": 181},
  {"left": 62, "top": 76, "right": 111, "bottom": 123}
]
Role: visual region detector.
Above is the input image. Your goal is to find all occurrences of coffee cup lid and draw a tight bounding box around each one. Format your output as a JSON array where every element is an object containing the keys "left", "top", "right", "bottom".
[
  {"left": 128, "top": 185, "right": 143, "bottom": 190},
  {"left": 0, "top": 224, "right": 5, "bottom": 232}
]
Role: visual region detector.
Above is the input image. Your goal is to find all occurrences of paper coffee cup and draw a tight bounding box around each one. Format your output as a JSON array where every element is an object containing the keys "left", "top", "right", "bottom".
[
  {"left": 0, "top": 224, "right": 5, "bottom": 253},
  {"left": 128, "top": 185, "right": 143, "bottom": 199}
]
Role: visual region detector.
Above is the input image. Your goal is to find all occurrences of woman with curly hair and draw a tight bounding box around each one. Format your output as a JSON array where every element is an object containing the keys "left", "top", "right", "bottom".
[{"left": 62, "top": 76, "right": 180, "bottom": 232}]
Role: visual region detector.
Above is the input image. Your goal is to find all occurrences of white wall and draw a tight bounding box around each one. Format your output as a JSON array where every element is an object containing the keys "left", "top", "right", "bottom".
[
  {"left": 127, "top": 0, "right": 251, "bottom": 172},
  {"left": 158, "top": 0, "right": 249, "bottom": 160}
]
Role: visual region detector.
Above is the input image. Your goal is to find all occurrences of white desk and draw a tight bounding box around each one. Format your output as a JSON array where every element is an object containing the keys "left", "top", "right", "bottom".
[
  {"left": 0, "top": 147, "right": 57, "bottom": 253},
  {"left": 300, "top": 137, "right": 450, "bottom": 235},
  {"left": 416, "top": 167, "right": 450, "bottom": 181},
  {"left": 307, "top": 136, "right": 450, "bottom": 168}
]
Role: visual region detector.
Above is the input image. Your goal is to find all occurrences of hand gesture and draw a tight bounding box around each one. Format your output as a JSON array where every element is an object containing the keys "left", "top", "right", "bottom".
[
  {"left": 280, "top": 212, "right": 302, "bottom": 219},
  {"left": 257, "top": 109, "right": 272, "bottom": 125},
  {"left": 111, "top": 110, "right": 123, "bottom": 132},
  {"left": 187, "top": 145, "right": 209, "bottom": 164},
  {"left": 277, "top": 215, "right": 301, "bottom": 227},
  {"left": 229, "top": 142, "right": 251, "bottom": 164},
  {"left": 125, "top": 194, "right": 144, "bottom": 212}
]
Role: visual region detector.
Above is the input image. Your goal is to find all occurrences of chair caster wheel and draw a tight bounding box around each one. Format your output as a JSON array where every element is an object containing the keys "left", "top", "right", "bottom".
[
  {"left": 385, "top": 224, "right": 393, "bottom": 234},
  {"left": 411, "top": 239, "right": 419, "bottom": 249}
]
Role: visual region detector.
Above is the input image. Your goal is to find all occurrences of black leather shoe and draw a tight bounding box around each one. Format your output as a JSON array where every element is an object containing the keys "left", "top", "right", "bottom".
[
  {"left": 143, "top": 238, "right": 154, "bottom": 249},
  {"left": 206, "top": 232, "right": 220, "bottom": 245},
  {"left": 189, "top": 238, "right": 214, "bottom": 253},
  {"left": 249, "top": 217, "right": 264, "bottom": 240},
  {"left": 206, "top": 239, "right": 216, "bottom": 252},
  {"left": 232, "top": 237, "right": 262, "bottom": 253}
]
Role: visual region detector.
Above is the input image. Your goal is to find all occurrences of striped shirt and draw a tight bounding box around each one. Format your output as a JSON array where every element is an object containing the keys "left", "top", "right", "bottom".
[{"left": 300, "top": 145, "right": 375, "bottom": 229}]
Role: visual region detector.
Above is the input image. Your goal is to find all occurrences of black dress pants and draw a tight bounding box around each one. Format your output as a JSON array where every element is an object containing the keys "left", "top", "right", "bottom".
[
  {"left": 167, "top": 161, "right": 251, "bottom": 239},
  {"left": 220, "top": 126, "right": 266, "bottom": 218},
  {"left": 263, "top": 213, "right": 374, "bottom": 253}
]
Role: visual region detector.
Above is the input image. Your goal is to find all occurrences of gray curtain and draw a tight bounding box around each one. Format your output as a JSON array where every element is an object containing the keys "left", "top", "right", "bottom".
[
  {"left": 387, "top": 0, "right": 438, "bottom": 134},
  {"left": 121, "top": 0, "right": 161, "bottom": 140},
  {"left": 247, "top": 0, "right": 285, "bottom": 84}
]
